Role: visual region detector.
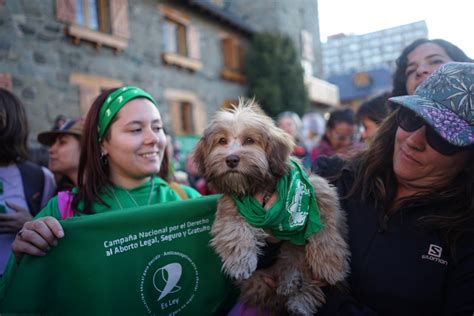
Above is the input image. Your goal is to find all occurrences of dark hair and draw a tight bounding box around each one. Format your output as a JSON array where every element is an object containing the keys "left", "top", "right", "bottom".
[
  {"left": 158, "top": 135, "right": 174, "bottom": 182},
  {"left": 73, "top": 88, "right": 120, "bottom": 213},
  {"left": 326, "top": 108, "right": 355, "bottom": 130},
  {"left": 392, "top": 38, "right": 473, "bottom": 96},
  {"left": 356, "top": 92, "right": 391, "bottom": 125},
  {"left": 346, "top": 108, "right": 474, "bottom": 248},
  {"left": 321, "top": 108, "right": 355, "bottom": 145},
  {"left": 0, "top": 88, "right": 29, "bottom": 164}
]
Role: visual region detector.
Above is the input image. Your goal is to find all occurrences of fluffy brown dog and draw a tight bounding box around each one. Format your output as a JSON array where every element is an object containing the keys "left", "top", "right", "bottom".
[{"left": 194, "top": 100, "right": 349, "bottom": 315}]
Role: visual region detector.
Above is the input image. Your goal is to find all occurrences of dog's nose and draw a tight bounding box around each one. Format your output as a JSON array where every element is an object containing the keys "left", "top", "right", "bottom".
[{"left": 226, "top": 154, "right": 240, "bottom": 168}]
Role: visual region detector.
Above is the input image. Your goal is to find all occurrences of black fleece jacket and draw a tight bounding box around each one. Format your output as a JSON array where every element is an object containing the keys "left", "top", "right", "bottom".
[{"left": 313, "top": 156, "right": 474, "bottom": 316}]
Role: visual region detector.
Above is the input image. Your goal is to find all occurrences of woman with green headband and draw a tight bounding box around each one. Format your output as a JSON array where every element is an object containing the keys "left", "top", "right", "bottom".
[{"left": 11, "top": 86, "right": 200, "bottom": 260}]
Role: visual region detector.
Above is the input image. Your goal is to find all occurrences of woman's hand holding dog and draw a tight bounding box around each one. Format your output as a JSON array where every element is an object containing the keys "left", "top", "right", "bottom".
[{"left": 11, "top": 216, "right": 64, "bottom": 263}]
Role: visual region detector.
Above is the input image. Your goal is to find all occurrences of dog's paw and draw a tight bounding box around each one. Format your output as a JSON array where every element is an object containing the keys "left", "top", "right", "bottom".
[
  {"left": 223, "top": 251, "right": 258, "bottom": 280},
  {"left": 285, "top": 283, "right": 325, "bottom": 316},
  {"left": 287, "top": 299, "right": 315, "bottom": 316},
  {"left": 277, "top": 273, "right": 303, "bottom": 296}
]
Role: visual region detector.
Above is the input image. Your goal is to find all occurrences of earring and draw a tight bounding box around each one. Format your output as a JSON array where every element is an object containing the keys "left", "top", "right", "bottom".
[{"left": 100, "top": 152, "right": 108, "bottom": 166}]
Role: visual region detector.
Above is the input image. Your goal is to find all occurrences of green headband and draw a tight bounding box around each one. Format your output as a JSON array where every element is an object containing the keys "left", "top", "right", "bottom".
[{"left": 97, "top": 86, "right": 158, "bottom": 140}]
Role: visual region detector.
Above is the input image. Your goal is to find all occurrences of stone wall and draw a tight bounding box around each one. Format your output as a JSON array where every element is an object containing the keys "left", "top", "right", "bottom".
[{"left": 0, "top": 0, "right": 248, "bottom": 143}]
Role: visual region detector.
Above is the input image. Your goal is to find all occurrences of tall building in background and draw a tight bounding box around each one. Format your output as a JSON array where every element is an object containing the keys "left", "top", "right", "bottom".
[
  {"left": 323, "top": 21, "right": 428, "bottom": 76},
  {"left": 322, "top": 21, "right": 428, "bottom": 107}
]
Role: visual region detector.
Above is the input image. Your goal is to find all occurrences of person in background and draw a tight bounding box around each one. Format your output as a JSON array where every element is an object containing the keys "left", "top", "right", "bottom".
[
  {"left": 37, "top": 118, "right": 84, "bottom": 191},
  {"left": 311, "top": 108, "right": 356, "bottom": 162},
  {"left": 301, "top": 112, "right": 325, "bottom": 165},
  {"left": 356, "top": 92, "right": 391, "bottom": 142},
  {"left": 183, "top": 152, "right": 214, "bottom": 196},
  {"left": 315, "top": 62, "right": 474, "bottom": 315},
  {"left": 158, "top": 134, "right": 200, "bottom": 200},
  {"left": 0, "top": 88, "right": 56, "bottom": 274},
  {"left": 10, "top": 86, "right": 200, "bottom": 262},
  {"left": 276, "top": 111, "right": 308, "bottom": 165},
  {"left": 392, "top": 38, "right": 472, "bottom": 97}
]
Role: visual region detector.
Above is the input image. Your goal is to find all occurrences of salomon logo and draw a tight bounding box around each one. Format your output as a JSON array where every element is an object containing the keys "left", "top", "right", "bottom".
[
  {"left": 421, "top": 244, "right": 448, "bottom": 266},
  {"left": 427, "top": 244, "right": 442, "bottom": 258}
]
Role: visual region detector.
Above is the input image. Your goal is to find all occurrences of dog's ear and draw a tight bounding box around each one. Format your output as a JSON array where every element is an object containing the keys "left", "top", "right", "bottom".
[
  {"left": 267, "top": 127, "right": 294, "bottom": 177},
  {"left": 192, "top": 135, "right": 208, "bottom": 176}
]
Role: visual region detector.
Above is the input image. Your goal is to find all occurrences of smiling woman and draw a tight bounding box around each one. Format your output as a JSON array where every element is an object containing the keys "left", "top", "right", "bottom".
[
  {"left": 392, "top": 38, "right": 472, "bottom": 97},
  {"left": 10, "top": 86, "right": 200, "bottom": 262},
  {"left": 314, "top": 62, "right": 474, "bottom": 315}
]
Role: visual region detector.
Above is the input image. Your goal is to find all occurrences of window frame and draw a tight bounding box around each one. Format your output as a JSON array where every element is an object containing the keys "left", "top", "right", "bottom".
[
  {"left": 56, "top": 0, "right": 129, "bottom": 52},
  {"left": 165, "top": 89, "right": 205, "bottom": 136},
  {"left": 159, "top": 5, "right": 202, "bottom": 72},
  {"left": 69, "top": 73, "right": 123, "bottom": 114},
  {"left": 220, "top": 33, "right": 246, "bottom": 83}
]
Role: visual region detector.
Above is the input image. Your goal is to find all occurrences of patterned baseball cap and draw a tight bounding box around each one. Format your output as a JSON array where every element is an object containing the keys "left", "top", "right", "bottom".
[
  {"left": 38, "top": 118, "right": 84, "bottom": 146},
  {"left": 389, "top": 62, "right": 474, "bottom": 147}
]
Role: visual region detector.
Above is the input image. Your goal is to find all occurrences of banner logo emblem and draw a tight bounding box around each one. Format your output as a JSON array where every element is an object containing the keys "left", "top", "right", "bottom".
[
  {"left": 154, "top": 263, "right": 182, "bottom": 301},
  {"left": 140, "top": 251, "right": 198, "bottom": 314}
]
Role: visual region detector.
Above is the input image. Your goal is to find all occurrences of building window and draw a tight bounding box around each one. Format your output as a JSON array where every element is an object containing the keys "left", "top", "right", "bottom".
[
  {"left": 69, "top": 73, "right": 123, "bottom": 114},
  {"left": 163, "top": 18, "right": 188, "bottom": 57},
  {"left": 75, "top": 0, "right": 110, "bottom": 33},
  {"left": 221, "top": 35, "right": 246, "bottom": 83},
  {"left": 180, "top": 101, "right": 194, "bottom": 135},
  {"left": 301, "top": 30, "right": 314, "bottom": 62},
  {"left": 55, "top": 0, "right": 129, "bottom": 51},
  {"left": 171, "top": 100, "right": 197, "bottom": 135},
  {"left": 165, "top": 89, "right": 205, "bottom": 136},
  {"left": 160, "top": 5, "right": 202, "bottom": 72}
]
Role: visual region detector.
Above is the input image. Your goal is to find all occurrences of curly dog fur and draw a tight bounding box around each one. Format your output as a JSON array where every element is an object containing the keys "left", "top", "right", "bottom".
[{"left": 194, "top": 100, "right": 350, "bottom": 315}]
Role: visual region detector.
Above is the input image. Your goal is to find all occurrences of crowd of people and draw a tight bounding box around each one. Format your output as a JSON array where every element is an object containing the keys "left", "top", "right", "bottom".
[{"left": 0, "top": 38, "right": 473, "bottom": 315}]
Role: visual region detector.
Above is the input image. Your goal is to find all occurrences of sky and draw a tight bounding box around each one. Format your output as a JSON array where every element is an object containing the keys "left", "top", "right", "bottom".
[{"left": 318, "top": 0, "right": 474, "bottom": 58}]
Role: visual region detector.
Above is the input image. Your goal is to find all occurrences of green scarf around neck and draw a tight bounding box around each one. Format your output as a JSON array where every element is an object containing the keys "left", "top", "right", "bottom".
[{"left": 232, "top": 160, "right": 324, "bottom": 245}]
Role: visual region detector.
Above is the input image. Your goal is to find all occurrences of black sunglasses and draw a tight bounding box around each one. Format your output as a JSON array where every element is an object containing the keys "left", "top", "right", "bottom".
[{"left": 396, "top": 107, "right": 465, "bottom": 156}]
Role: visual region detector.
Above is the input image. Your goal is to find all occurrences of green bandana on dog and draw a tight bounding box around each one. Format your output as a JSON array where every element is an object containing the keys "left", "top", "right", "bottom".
[
  {"left": 232, "top": 160, "right": 324, "bottom": 245},
  {"left": 98, "top": 86, "right": 158, "bottom": 140}
]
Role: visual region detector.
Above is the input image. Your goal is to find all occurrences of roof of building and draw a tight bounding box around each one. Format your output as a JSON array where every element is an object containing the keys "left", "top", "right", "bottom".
[
  {"left": 326, "top": 68, "right": 393, "bottom": 101},
  {"left": 185, "top": 0, "right": 255, "bottom": 35}
]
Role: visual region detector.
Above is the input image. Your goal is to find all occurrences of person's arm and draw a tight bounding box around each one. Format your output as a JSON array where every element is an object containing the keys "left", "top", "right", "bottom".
[{"left": 0, "top": 202, "right": 32, "bottom": 234}]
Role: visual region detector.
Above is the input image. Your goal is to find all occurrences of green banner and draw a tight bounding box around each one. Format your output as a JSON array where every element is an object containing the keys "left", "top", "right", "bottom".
[{"left": 0, "top": 195, "right": 235, "bottom": 315}]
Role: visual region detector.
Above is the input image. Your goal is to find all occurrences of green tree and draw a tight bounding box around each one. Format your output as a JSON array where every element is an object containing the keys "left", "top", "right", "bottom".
[{"left": 245, "top": 33, "right": 309, "bottom": 118}]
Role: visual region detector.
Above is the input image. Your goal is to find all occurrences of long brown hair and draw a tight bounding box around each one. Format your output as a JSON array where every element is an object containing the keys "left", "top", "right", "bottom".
[
  {"left": 346, "top": 108, "right": 474, "bottom": 247},
  {"left": 73, "top": 88, "right": 120, "bottom": 212},
  {"left": 0, "top": 88, "right": 29, "bottom": 164},
  {"left": 392, "top": 38, "right": 472, "bottom": 97}
]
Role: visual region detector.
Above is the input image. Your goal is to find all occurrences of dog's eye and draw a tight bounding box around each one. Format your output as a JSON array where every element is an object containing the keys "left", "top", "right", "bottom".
[
  {"left": 244, "top": 137, "right": 255, "bottom": 145},
  {"left": 218, "top": 138, "right": 227, "bottom": 145}
]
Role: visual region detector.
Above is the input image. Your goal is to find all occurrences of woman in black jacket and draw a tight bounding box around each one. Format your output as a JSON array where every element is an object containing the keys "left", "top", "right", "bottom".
[{"left": 313, "top": 62, "right": 474, "bottom": 315}]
